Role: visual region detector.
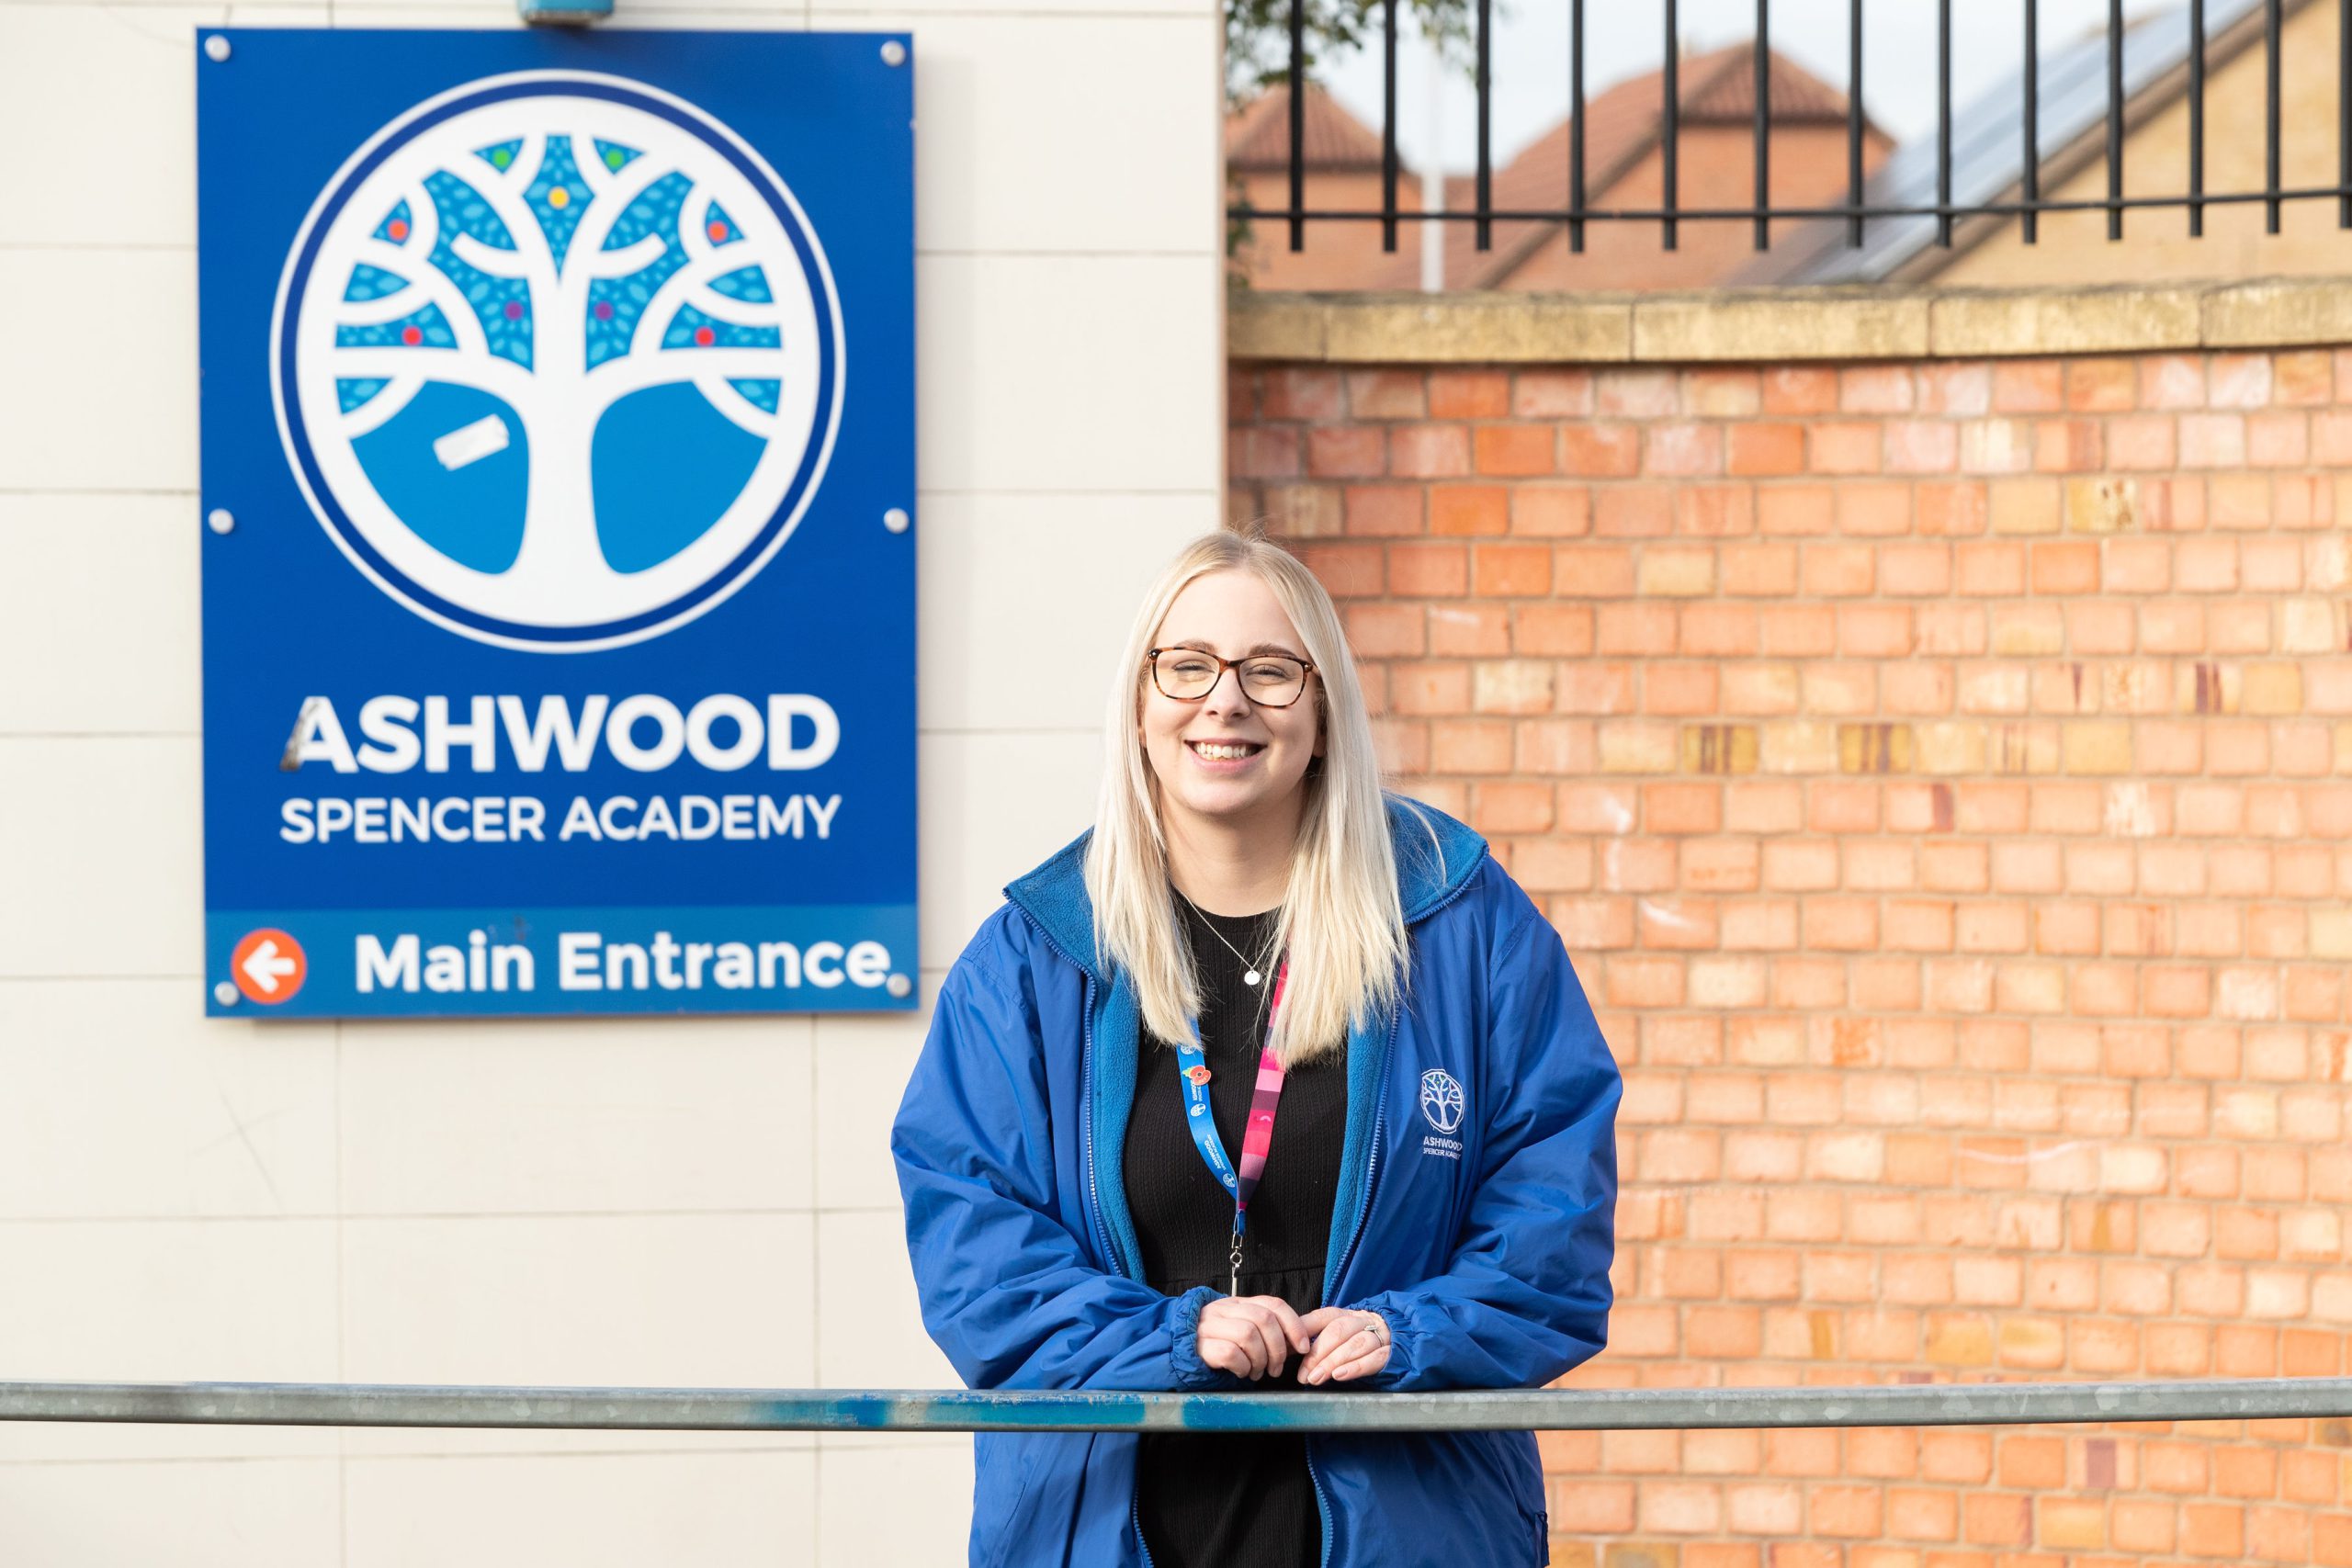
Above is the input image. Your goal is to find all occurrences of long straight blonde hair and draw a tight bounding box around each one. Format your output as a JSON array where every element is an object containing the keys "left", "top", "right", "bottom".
[{"left": 1085, "top": 531, "right": 1433, "bottom": 1066}]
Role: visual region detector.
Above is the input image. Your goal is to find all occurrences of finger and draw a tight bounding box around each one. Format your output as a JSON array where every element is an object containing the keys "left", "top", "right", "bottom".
[
  {"left": 1240, "top": 1296, "right": 1306, "bottom": 1355},
  {"left": 1202, "top": 1320, "right": 1266, "bottom": 1379},
  {"left": 1248, "top": 1311, "right": 1289, "bottom": 1377},
  {"left": 1214, "top": 1331, "right": 1267, "bottom": 1381},
  {"left": 1260, "top": 1298, "right": 1312, "bottom": 1354},
  {"left": 1325, "top": 1345, "right": 1391, "bottom": 1382},
  {"left": 1296, "top": 1306, "right": 1344, "bottom": 1337},
  {"left": 1200, "top": 1339, "right": 1244, "bottom": 1378},
  {"left": 1297, "top": 1321, "right": 1343, "bottom": 1380},
  {"left": 1306, "top": 1325, "right": 1380, "bottom": 1384}
]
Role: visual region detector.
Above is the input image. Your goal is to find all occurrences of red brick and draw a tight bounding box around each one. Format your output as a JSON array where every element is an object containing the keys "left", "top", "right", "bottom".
[
  {"left": 1344, "top": 484, "right": 1423, "bottom": 535},
  {"left": 1387, "top": 424, "right": 1471, "bottom": 477},
  {"left": 1342, "top": 369, "right": 1424, "bottom": 420},
  {"left": 1804, "top": 544, "right": 1877, "bottom": 597},
  {"left": 1305, "top": 424, "right": 1385, "bottom": 478},
  {"left": 1511, "top": 369, "right": 1590, "bottom": 417},
  {"left": 2067, "top": 356, "right": 2137, "bottom": 411},
  {"left": 1472, "top": 423, "right": 1556, "bottom": 477},
  {"left": 1295, "top": 541, "right": 1383, "bottom": 597},
  {"left": 1515, "top": 604, "right": 1595, "bottom": 656},
  {"left": 1594, "top": 367, "right": 1677, "bottom": 417},
  {"left": 1881, "top": 543, "right": 1952, "bottom": 596},
  {"left": 1884, "top": 419, "right": 1960, "bottom": 473},
  {"left": 1559, "top": 423, "right": 1640, "bottom": 476},
  {"left": 1428, "top": 485, "right": 1509, "bottom": 536},
  {"left": 1727, "top": 423, "right": 1805, "bottom": 476},
  {"left": 1594, "top": 484, "right": 1675, "bottom": 538},
  {"left": 2108, "top": 413, "right": 2176, "bottom": 469},
  {"left": 1426, "top": 370, "right": 1509, "bottom": 419},
  {"left": 1471, "top": 542, "right": 1551, "bottom": 596},
  {"left": 1510, "top": 485, "right": 1590, "bottom": 536},
  {"left": 1809, "top": 421, "right": 1882, "bottom": 474},
  {"left": 1676, "top": 484, "right": 1755, "bottom": 539},
  {"left": 1261, "top": 367, "right": 1343, "bottom": 422},
  {"left": 1231, "top": 426, "right": 1301, "bottom": 479},
  {"left": 1762, "top": 367, "right": 1838, "bottom": 413},
  {"left": 1722, "top": 544, "right": 1799, "bottom": 596},
  {"left": 2029, "top": 540, "right": 2099, "bottom": 594},
  {"left": 1838, "top": 483, "right": 1913, "bottom": 536},
  {"left": 1758, "top": 484, "right": 1835, "bottom": 536},
  {"left": 1342, "top": 603, "right": 1423, "bottom": 658},
  {"left": 1644, "top": 422, "right": 1724, "bottom": 476},
  {"left": 1385, "top": 541, "right": 1465, "bottom": 596},
  {"left": 1994, "top": 360, "right": 2065, "bottom": 412},
  {"left": 1426, "top": 602, "right": 1509, "bottom": 656}
]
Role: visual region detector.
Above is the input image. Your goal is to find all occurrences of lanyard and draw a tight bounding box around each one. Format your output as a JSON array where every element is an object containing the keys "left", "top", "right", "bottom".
[{"left": 1173, "top": 962, "right": 1289, "bottom": 1296}]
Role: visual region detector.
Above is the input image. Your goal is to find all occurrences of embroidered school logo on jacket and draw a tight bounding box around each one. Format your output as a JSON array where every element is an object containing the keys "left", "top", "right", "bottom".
[{"left": 1419, "top": 1067, "right": 1465, "bottom": 1134}]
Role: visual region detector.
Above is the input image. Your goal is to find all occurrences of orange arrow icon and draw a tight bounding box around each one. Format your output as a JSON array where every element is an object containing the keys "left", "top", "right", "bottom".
[{"left": 230, "top": 929, "right": 308, "bottom": 1005}]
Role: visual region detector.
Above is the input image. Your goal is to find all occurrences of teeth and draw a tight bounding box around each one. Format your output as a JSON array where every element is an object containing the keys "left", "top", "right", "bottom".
[{"left": 1193, "top": 742, "right": 1258, "bottom": 760}]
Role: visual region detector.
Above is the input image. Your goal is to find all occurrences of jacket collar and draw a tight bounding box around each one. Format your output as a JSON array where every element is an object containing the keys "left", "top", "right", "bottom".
[{"left": 1003, "top": 795, "right": 1488, "bottom": 984}]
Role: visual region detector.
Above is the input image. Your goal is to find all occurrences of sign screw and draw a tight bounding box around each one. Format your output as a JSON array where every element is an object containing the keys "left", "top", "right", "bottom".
[
  {"left": 203, "top": 35, "right": 231, "bottom": 62},
  {"left": 883, "top": 507, "right": 910, "bottom": 534},
  {"left": 879, "top": 39, "right": 907, "bottom": 66},
  {"left": 212, "top": 982, "right": 239, "bottom": 1007},
  {"left": 887, "top": 974, "right": 912, "bottom": 998},
  {"left": 207, "top": 509, "right": 235, "bottom": 536}
]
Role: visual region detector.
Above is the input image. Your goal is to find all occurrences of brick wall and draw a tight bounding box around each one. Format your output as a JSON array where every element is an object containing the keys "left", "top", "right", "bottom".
[{"left": 1231, "top": 341, "right": 2352, "bottom": 1568}]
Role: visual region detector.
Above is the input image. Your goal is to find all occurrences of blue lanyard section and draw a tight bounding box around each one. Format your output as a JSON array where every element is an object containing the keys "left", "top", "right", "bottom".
[{"left": 1173, "top": 1034, "right": 1244, "bottom": 1216}]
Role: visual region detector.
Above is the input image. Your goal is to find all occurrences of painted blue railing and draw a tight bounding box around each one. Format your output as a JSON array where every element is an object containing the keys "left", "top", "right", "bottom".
[{"left": 5, "top": 1378, "right": 2351, "bottom": 1432}]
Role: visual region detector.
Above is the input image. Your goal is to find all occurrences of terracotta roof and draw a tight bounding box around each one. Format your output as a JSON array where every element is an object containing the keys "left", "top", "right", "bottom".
[
  {"left": 1437, "top": 40, "right": 1871, "bottom": 288},
  {"left": 1226, "top": 83, "right": 1389, "bottom": 171}
]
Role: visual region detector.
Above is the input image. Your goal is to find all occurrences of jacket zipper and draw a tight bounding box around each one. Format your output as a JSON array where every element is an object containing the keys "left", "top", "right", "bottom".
[
  {"left": 1306, "top": 1006, "right": 1397, "bottom": 1568},
  {"left": 1307, "top": 853, "right": 1489, "bottom": 1568},
  {"left": 1078, "top": 973, "right": 1126, "bottom": 1277}
]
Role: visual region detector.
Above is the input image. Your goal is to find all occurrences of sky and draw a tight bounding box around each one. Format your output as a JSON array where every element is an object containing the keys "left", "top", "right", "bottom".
[{"left": 1319, "top": 0, "right": 2190, "bottom": 176}]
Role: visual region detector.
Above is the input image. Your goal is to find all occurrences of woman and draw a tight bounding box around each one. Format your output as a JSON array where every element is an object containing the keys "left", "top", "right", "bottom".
[{"left": 893, "top": 530, "right": 1621, "bottom": 1568}]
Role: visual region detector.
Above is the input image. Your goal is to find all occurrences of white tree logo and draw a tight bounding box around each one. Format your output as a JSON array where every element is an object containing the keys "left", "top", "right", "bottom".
[
  {"left": 1419, "top": 1068, "right": 1466, "bottom": 1135},
  {"left": 272, "top": 73, "right": 843, "bottom": 652}
]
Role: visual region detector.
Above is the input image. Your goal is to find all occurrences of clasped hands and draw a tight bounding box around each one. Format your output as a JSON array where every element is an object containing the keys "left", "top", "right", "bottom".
[{"left": 1195, "top": 1294, "right": 1389, "bottom": 1385}]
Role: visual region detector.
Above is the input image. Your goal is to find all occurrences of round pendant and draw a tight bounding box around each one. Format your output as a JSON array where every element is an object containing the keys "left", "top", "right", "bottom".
[{"left": 1243, "top": 969, "right": 1261, "bottom": 987}]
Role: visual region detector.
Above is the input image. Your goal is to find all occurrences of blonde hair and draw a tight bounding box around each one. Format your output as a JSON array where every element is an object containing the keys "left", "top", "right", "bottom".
[{"left": 1085, "top": 530, "right": 1425, "bottom": 1066}]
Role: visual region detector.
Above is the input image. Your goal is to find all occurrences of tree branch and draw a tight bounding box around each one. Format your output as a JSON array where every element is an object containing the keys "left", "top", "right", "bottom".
[
  {"left": 589, "top": 345, "right": 788, "bottom": 404},
  {"left": 694, "top": 373, "right": 782, "bottom": 439},
  {"left": 329, "top": 345, "right": 537, "bottom": 410},
  {"left": 340, "top": 375, "right": 426, "bottom": 438}
]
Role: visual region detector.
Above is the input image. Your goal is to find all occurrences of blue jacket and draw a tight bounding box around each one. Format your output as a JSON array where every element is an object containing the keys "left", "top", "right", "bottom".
[{"left": 891, "top": 799, "right": 1621, "bottom": 1568}]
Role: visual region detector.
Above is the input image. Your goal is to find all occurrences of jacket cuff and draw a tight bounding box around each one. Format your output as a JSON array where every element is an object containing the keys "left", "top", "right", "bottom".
[
  {"left": 1343, "top": 1293, "right": 1416, "bottom": 1390},
  {"left": 1167, "top": 1286, "right": 1237, "bottom": 1391}
]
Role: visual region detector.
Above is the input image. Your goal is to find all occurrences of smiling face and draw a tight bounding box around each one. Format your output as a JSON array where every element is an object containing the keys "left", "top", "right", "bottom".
[{"left": 1138, "top": 569, "right": 1325, "bottom": 840}]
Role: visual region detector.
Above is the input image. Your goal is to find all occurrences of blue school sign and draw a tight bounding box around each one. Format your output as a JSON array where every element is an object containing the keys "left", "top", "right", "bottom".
[{"left": 197, "top": 28, "right": 915, "bottom": 1017}]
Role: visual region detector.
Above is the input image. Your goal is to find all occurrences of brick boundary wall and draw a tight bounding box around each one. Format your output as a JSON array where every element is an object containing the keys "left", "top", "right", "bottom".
[{"left": 1230, "top": 286, "right": 2352, "bottom": 1568}]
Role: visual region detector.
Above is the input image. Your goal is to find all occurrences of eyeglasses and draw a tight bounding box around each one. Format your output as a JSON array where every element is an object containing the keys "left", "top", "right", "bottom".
[{"left": 1147, "top": 648, "right": 1317, "bottom": 708}]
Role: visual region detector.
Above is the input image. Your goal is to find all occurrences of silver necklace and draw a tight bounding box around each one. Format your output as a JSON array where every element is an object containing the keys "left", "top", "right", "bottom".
[{"left": 1172, "top": 888, "right": 1279, "bottom": 987}]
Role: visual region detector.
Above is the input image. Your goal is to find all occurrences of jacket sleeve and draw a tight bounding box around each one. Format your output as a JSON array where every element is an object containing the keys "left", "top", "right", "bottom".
[
  {"left": 891, "top": 933, "right": 1231, "bottom": 1393},
  {"left": 1346, "top": 885, "right": 1622, "bottom": 1392}
]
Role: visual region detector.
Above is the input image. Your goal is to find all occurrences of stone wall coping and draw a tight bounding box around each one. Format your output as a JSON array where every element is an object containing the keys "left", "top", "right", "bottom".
[{"left": 1227, "top": 278, "right": 2352, "bottom": 365}]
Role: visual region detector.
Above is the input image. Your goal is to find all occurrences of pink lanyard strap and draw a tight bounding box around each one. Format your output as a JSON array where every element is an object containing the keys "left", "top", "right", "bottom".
[{"left": 1172, "top": 963, "right": 1289, "bottom": 1295}]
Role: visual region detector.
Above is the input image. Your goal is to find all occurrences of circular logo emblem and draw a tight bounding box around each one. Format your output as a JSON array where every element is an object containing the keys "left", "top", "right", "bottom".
[
  {"left": 230, "top": 928, "right": 309, "bottom": 1005},
  {"left": 273, "top": 72, "right": 844, "bottom": 652},
  {"left": 1419, "top": 1068, "right": 1466, "bottom": 1135}
]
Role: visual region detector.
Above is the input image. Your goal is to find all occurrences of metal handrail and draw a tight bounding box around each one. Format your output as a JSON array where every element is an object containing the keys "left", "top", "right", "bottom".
[{"left": 6, "top": 1377, "right": 2351, "bottom": 1433}]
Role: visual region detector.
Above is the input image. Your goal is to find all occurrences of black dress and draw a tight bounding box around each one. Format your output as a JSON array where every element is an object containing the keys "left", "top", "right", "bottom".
[{"left": 1123, "top": 904, "right": 1350, "bottom": 1568}]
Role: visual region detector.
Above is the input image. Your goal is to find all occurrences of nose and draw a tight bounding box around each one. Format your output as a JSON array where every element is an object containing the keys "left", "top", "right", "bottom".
[{"left": 1199, "top": 663, "right": 1254, "bottom": 717}]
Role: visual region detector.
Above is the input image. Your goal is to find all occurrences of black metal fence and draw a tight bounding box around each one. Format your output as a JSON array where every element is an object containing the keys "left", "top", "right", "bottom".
[{"left": 1238, "top": 0, "right": 2352, "bottom": 256}]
